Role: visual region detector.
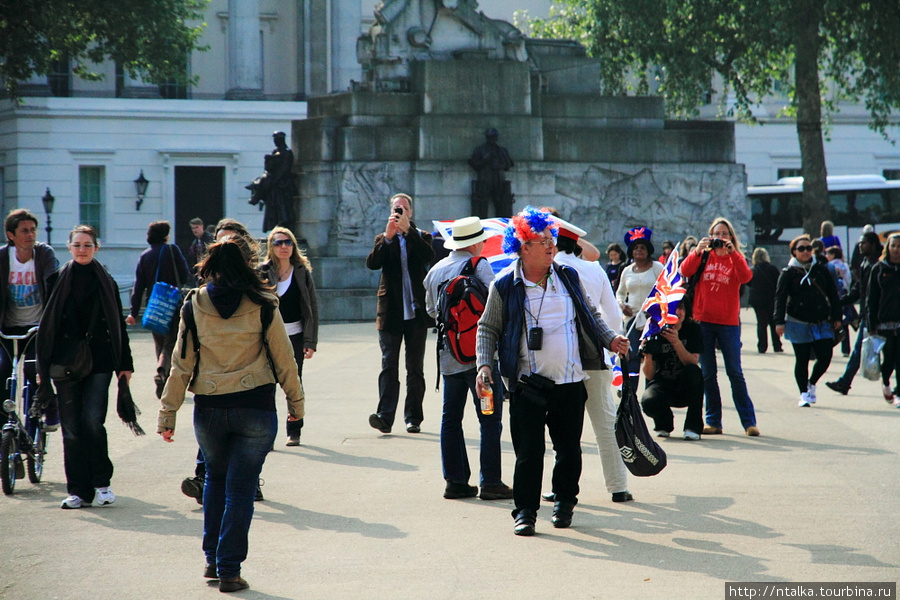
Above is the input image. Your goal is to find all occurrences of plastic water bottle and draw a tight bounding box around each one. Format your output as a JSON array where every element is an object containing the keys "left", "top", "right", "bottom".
[{"left": 479, "top": 387, "right": 494, "bottom": 415}]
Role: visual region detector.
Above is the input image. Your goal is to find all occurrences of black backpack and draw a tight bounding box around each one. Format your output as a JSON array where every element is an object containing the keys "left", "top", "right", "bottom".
[
  {"left": 180, "top": 291, "right": 276, "bottom": 384},
  {"left": 615, "top": 372, "right": 668, "bottom": 477}
]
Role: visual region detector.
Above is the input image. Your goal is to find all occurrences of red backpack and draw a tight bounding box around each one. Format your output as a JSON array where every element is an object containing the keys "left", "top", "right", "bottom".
[{"left": 436, "top": 257, "right": 489, "bottom": 367}]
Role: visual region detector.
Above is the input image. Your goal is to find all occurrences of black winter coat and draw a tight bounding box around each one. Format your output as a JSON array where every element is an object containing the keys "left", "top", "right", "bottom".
[
  {"left": 866, "top": 260, "right": 900, "bottom": 331},
  {"left": 774, "top": 261, "right": 841, "bottom": 325}
]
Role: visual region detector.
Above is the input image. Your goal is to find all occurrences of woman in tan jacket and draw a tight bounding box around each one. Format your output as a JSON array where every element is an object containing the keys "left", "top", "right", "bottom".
[{"left": 158, "top": 236, "right": 303, "bottom": 593}]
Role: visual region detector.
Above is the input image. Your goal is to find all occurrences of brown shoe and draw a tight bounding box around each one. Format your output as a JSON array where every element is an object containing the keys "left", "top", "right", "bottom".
[
  {"left": 745, "top": 425, "right": 760, "bottom": 437},
  {"left": 702, "top": 425, "right": 723, "bottom": 435},
  {"left": 479, "top": 483, "right": 513, "bottom": 500},
  {"left": 219, "top": 576, "right": 249, "bottom": 593}
]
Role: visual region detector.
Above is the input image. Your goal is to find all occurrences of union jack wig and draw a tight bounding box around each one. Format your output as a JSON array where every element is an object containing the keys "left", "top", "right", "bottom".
[{"left": 502, "top": 206, "right": 558, "bottom": 254}]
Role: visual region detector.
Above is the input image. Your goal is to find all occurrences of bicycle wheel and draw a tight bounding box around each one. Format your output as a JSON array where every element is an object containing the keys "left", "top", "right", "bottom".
[
  {"left": 1, "top": 429, "right": 17, "bottom": 495},
  {"left": 27, "top": 427, "right": 45, "bottom": 483}
]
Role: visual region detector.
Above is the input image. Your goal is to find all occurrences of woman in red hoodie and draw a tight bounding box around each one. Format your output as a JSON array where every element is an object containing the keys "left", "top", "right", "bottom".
[{"left": 680, "top": 218, "right": 759, "bottom": 436}]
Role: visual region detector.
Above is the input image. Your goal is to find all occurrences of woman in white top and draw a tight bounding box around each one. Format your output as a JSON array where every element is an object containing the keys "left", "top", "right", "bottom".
[
  {"left": 616, "top": 233, "right": 664, "bottom": 391},
  {"left": 261, "top": 227, "right": 319, "bottom": 446}
]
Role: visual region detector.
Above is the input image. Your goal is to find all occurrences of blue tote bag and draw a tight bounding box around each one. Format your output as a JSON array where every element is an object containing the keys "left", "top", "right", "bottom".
[{"left": 141, "top": 246, "right": 183, "bottom": 335}]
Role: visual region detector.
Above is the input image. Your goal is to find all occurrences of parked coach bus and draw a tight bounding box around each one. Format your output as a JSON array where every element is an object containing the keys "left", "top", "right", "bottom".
[{"left": 749, "top": 174, "right": 900, "bottom": 250}]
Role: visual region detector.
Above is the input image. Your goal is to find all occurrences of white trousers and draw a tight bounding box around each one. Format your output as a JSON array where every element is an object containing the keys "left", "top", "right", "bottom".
[{"left": 583, "top": 369, "right": 629, "bottom": 494}]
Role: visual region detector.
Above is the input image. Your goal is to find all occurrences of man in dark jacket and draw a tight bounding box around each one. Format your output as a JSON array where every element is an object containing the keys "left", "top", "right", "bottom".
[
  {"left": 0, "top": 209, "right": 59, "bottom": 427},
  {"left": 125, "top": 221, "right": 190, "bottom": 398},
  {"left": 365, "top": 193, "right": 434, "bottom": 434},
  {"left": 826, "top": 232, "right": 883, "bottom": 395}
]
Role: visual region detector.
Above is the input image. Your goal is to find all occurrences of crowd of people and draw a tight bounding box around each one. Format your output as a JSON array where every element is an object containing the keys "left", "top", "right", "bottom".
[{"left": 3, "top": 199, "right": 898, "bottom": 589}]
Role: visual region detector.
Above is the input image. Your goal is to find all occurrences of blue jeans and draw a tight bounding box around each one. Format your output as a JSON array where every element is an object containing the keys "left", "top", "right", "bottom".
[
  {"left": 835, "top": 326, "right": 864, "bottom": 387},
  {"left": 55, "top": 371, "right": 114, "bottom": 502},
  {"left": 441, "top": 368, "right": 504, "bottom": 486},
  {"left": 698, "top": 322, "right": 756, "bottom": 429},
  {"left": 194, "top": 406, "right": 276, "bottom": 579}
]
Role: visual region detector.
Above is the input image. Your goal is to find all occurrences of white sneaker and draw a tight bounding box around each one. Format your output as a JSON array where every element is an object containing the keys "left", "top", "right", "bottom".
[
  {"left": 798, "top": 392, "right": 811, "bottom": 407},
  {"left": 683, "top": 430, "right": 701, "bottom": 441},
  {"left": 806, "top": 382, "right": 817, "bottom": 403},
  {"left": 61, "top": 495, "right": 90, "bottom": 509},
  {"left": 654, "top": 429, "right": 670, "bottom": 438},
  {"left": 95, "top": 487, "right": 116, "bottom": 506}
]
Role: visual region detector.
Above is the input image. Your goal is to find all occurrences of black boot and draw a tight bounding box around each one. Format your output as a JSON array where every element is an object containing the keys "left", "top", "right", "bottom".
[
  {"left": 513, "top": 508, "right": 537, "bottom": 536},
  {"left": 551, "top": 501, "right": 575, "bottom": 529}
]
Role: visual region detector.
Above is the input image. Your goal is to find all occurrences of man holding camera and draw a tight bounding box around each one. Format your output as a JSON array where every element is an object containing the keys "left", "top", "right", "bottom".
[
  {"left": 475, "top": 208, "right": 629, "bottom": 536},
  {"left": 366, "top": 193, "right": 434, "bottom": 434}
]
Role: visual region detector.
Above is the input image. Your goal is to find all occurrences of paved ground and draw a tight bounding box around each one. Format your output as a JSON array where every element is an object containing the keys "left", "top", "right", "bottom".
[{"left": 1, "top": 309, "right": 898, "bottom": 600}]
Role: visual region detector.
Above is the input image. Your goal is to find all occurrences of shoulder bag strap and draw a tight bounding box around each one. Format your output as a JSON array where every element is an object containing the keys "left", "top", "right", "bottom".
[{"left": 167, "top": 244, "right": 182, "bottom": 289}]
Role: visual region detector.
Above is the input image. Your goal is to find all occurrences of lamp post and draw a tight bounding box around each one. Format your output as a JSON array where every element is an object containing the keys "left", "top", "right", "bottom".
[
  {"left": 134, "top": 170, "right": 149, "bottom": 210},
  {"left": 41, "top": 188, "right": 54, "bottom": 246}
]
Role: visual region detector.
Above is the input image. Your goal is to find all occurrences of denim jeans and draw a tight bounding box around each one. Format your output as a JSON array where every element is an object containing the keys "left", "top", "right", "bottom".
[
  {"left": 698, "top": 322, "right": 756, "bottom": 429},
  {"left": 440, "top": 367, "right": 503, "bottom": 486},
  {"left": 836, "top": 326, "right": 865, "bottom": 387},
  {"left": 194, "top": 406, "right": 276, "bottom": 579},
  {"left": 55, "top": 371, "right": 114, "bottom": 502},
  {"left": 376, "top": 321, "right": 427, "bottom": 427}
]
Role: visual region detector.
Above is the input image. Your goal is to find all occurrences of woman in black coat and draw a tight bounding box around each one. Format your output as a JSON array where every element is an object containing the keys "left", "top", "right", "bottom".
[
  {"left": 36, "top": 225, "right": 134, "bottom": 509},
  {"left": 748, "top": 247, "right": 783, "bottom": 354},
  {"left": 774, "top": 235, "right": 842, "bottom": 408},
  {"left": 866, "top": 233, "right": 900, "bottom": 404}
]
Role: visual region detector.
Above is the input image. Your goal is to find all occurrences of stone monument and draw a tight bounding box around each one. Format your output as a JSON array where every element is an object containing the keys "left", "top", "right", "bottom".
[{"left": 293, "top": 0, "right": 748, "bottom": 321}]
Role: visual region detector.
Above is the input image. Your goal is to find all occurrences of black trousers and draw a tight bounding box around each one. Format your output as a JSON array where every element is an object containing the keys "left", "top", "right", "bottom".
[
  {"left": 791, "top": 339, "right": 833, "bottom": 393},
  {"left": 641, "top": 364, "right": 704, "bottom": 434},
  {"left": 751, "top": 302, "right": 782, "bottom": 353},
  {"left": 285, "top": 332, "right": 306, "bottom": 437},
  {"left": 376, "top": 320, "right": 427, "bottom": 427},
  {"left": 509, "top": 380, "right": 586, "bottom": 514}
]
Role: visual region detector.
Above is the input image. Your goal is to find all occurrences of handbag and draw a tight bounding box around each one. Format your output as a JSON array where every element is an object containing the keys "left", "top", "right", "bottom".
[
  {"left": 141, "top": 245, "right": 184, "bottom": 336},
  {"left": 49, "top": 302, "right": 100, "bottom": 383},
  {"left": 614, "top": 363, "right": 667, "bottom": 477},
  {"left": 861, "top": 329, "right": 886, "bottom": 381}
]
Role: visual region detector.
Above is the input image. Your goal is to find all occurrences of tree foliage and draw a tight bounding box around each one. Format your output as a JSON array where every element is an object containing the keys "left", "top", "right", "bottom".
[
  {"left": 0, "top": 0, "right": 208, "bottom": 99},
  {"left": 524, "top": 0, "right": 900, "bottom": 235}
]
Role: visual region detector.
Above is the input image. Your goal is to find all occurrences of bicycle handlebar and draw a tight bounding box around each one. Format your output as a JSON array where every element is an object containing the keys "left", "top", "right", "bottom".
[{"left": 0, "top": 326, "right": 40, "bottom": 341}]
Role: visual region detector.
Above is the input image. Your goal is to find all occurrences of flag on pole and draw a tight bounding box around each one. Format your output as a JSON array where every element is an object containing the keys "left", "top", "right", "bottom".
[
  {"left": 433, "top": 218, "right": 512, "bottom": 274},
  {"left": 639, "top": 249, "right": 686, "bottom": 338}
]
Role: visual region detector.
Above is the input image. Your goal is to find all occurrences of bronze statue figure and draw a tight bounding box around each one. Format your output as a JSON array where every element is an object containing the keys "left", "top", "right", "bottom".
[
  {"left": 468, "top": 127, "right": 514, "bottom": 218},
  {"left": 247, "top": 131, "right": 298, "bottom": 232}
]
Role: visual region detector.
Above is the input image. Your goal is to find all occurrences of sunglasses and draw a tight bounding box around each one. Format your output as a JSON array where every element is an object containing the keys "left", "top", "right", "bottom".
[
  {"left": 795, "top": 245, "right": 813, "bottom": 252},
  {"left": 526, "top": 239, "right": 555, "bottom": 248},
  {"left": 272, "top": 239, "right": 294, "bottom": 248}
]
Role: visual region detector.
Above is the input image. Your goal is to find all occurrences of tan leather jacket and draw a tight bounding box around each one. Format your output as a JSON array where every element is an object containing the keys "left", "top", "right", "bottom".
[{"left": 157, "top": 287, "right": 304, "bottom": 433}]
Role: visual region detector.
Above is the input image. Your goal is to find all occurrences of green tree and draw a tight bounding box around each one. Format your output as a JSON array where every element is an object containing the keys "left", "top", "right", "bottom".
[
  {"left": 524, "top": 0, "right": 900, "bottom": 236},
  {"left": 0, "top": 0, "right": 208, "bottom": 100}
]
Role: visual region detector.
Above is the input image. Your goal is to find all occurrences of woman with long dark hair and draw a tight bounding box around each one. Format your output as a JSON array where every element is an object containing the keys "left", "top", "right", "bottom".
[
  {"left": 261, "top": 226, "right": 319, "bottom": 445},
  {"left": 159, "top": 236, "right": 303, "bottom": 593},
  {"left": 867, "top": 233, "right": 900, "bottom": 404},
  {"left": 36, "top": 225, "right": 133, "bottom": 509},
  {"left": 774, "top": 235, "right": 842, "bottom": 407}
]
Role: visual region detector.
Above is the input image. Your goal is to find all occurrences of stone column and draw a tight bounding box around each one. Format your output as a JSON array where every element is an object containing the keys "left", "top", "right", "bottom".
[{"left": 225, "top": 0, "right": 264, "bottom": 100}]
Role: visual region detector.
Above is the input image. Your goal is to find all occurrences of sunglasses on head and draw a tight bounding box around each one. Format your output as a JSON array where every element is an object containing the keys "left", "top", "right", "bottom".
[
  {"left": 795, "top": 245, "right": 813, "bottom": 252},
  {"left": 272, "top": 239, "right": 294, "bottom": 247}
]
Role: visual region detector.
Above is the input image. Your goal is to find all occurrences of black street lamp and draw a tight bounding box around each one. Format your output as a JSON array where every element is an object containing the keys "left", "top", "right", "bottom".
[
  {"left": 41, "top": 188, "right": 54, "bottom": 245},
  {"left": 134, "top": 170, "right": 149, "bottom": 210}
]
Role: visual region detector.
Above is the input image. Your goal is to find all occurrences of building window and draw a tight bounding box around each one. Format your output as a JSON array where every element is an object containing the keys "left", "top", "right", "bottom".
[
  {"left": 48, "top": 52, "right": 71, "bottom": 97},
  {"left": 158, "top": 53, "right": 191, "bottom": 100},
  {"left": 79, "top": 166, "right": 103, "bottom": 237},
  {"left": 883, "top": 169, "right": 900, "bottom": 181},
  {"left": 777, "top": 168, "right": 802, "bottom": 180}
]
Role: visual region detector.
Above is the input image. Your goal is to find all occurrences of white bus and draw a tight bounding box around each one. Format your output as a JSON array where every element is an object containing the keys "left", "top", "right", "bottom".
[{"left": 749, "top": 174, "right": 900, "bottom": 250}]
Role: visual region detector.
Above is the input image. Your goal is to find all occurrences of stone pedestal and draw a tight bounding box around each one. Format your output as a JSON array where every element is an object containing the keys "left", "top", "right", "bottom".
[{"left": 294, "top": 41, "right": 746, "bottom": 322}]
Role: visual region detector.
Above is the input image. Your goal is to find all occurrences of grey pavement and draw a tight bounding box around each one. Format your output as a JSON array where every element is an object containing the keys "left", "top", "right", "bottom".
[{"left": 1, "top": 309, "right": 898, "bottom": 600}]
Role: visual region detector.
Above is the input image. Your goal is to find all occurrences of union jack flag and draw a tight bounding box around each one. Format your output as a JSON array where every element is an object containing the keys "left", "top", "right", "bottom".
[
  {"left": 432, "top": 218, "right": 512, "bottom": 274},
  {"left": 640, "top": 249, "right": 687, "bottom": 338}
]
